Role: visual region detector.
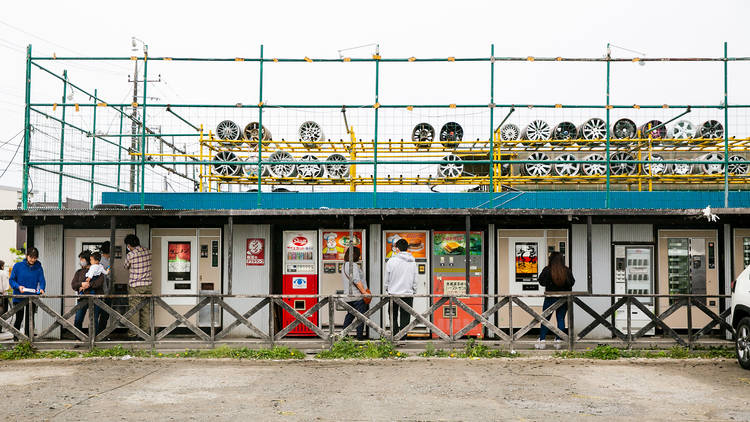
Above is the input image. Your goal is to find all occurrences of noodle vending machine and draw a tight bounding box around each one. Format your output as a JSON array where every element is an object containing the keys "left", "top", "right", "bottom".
[
  {"left": 431, "top": 231, "right": 483, "bottom": 338},
  {"left": 383, "top": 231, "right": 430, "bottom": 336},
  {"left": 319, "top": 229, "right": 365, "bottom": 327},
  {"left": 281, "top": 231, "right": 318, "bottom": 336}
]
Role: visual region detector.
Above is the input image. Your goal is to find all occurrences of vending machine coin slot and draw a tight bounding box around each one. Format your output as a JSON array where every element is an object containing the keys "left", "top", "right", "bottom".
[
  {"left": 418, "top": 264, "right": 426, "bottom": 274},
  {"left": 201, "top": 244, "right": 208, "bottom": 258},
  {"left": 708, "top": 241, "right": 715, "bottom": 269}
]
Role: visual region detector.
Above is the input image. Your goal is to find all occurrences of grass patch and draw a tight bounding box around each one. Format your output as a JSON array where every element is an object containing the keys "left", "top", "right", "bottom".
[
  {"left": 0, "top": 343, "right": 304, "bottom": 361},
  {"left": 316, "top": 337, "right": 407, "bottom": 359},
  {"left": 175, "top": 345, "right": 304, "bottom": 360},
  {"left": 555, "top": 344, "right": 735, "bottom": 360},
  {"left": 419, "top": 339, "right": 518, "bottom": 359}
]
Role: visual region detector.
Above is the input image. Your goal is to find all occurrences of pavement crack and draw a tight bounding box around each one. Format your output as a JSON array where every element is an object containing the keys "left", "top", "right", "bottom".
[{"left": 49, "top": 367, "right": 162, "bottom": 420}]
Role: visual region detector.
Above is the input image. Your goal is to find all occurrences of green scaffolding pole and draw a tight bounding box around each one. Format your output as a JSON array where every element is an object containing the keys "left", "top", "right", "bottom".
[
  {"left": 58, "top": 70, "right": 68, "bottom": 209},
  {"left": 22, "top": 45, "right": 32, "bottom": 210},
  {"left": 117, "top": 106, "right": 124, "bottom": 189},
  {"left": 257, "top": 44, "right": 264, "bottom": 208},
  {"left": 605, "top": 45, "right": 611, "bottom": 209},
  {"left": 140, "top": 50, "right": 148, "bottom": 209},
  {"left": 489, "top": 44, "right": 495, "bottom": 205},
  {"left": 90, "top": 89, "right": 98, "bottom": 208},
  {"left": 373, "top": 56, "right": 379, "bottom": 208},
  {"left": 724, "top": 41, "right": 730, "bottom": 208}
]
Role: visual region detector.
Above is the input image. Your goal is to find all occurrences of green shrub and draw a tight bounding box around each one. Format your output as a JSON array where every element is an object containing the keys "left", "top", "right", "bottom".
[
  {"left": 0, "top": 342, "right": 38, "bottom": 360},
  {"left": 316, "top": 337, "right": 407, "bottom": 359},
  {"left": 176, "top": 345, "right": 304, "bottom": 360}
]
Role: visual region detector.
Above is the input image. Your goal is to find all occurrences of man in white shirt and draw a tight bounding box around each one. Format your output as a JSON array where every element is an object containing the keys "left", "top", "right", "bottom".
[{"left": 384, "top": 239, "right": 418, "bottom": 334}]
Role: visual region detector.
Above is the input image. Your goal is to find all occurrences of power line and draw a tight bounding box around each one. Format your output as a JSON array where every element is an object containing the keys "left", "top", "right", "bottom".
[{"left": 0, "top": 135, "right": 24, "bottom": 179}]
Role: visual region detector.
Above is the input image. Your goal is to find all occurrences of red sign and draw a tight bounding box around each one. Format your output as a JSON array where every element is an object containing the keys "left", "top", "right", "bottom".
[
  {"left": 246, "top": 238, "right": 265, "bottom": 266},
  {"left": 292, "top": 236, "right": 308, "bottom": 247}
]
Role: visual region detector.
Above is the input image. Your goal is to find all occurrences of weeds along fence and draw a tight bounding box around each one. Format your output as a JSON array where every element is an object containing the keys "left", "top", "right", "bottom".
[
  {"left": 18, "top": 43, "right": 750, "bottom": 210},
  {"left": 0, "top": 293, "right": 733, "bottom": 351}
]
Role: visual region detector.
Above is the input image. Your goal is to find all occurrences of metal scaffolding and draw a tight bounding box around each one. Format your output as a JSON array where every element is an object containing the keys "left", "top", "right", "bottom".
[{"left": 19, "top": 43, "right": 750, "bottom": 210}]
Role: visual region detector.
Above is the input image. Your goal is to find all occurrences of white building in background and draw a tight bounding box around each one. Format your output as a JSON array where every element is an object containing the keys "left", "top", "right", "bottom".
[{"left": 0, "top": 186, "right": 27, "bottom": 267}]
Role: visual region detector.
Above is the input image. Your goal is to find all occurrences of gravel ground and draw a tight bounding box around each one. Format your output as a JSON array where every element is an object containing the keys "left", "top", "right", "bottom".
[{"left": 2, "top": 357, "right": 750, "bottom": 421}]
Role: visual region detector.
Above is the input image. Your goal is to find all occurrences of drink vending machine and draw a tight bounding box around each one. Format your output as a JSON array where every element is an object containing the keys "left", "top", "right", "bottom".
[
  {"left": 281, "top": 231, "right": 318, "bottom": 336},
  {"left": 383, "top": 231, "right": 430, "bottom": 335},
  {"left": 614, "top": 245, "right": 654, "bottom": 335},
  {"left": 431, "top": 231, "right": 483, "bottom": 338},
  {"left": 319, "top": 229, "right": 365, "bottom": 327}
]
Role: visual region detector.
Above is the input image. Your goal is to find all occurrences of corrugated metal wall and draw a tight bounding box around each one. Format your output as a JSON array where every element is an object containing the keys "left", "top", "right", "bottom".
[
  {"left": 222, "top": 224, "right": 271, "bottom": 338},
  {"left": 34, "top": 224, "right": 63, "bottom": 340},
  {"left": 572, "top": 224, "right": 611, "bottom": 339},
  {"left": 369, "top": 224, "right": 382, "bottom": 338}
]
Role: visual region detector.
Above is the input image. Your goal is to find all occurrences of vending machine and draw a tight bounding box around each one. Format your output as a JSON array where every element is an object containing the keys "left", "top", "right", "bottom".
[
  {"left": 281, "top": 231, "right": 318, "bottom": 336},
  {"left": 383, "top": 230, "right": 430, "bottom": 336},
  {"left": 318, "top": 229, "right": 365, "bottom": 327},
  {"left": 160, "top": 235, "right": 199, "bottom": 306},
  {"left": 431, "top": 231, "right": 483, "bottom": 338},
  {"left": 614, "top": 245, "right": 654, "bottom": 335},
  {"left": 657, "top": 230, "right": 719, "bottom": 329}
]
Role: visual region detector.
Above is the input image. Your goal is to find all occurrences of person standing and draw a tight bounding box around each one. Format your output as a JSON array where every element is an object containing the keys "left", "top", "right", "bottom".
[
  {"left": 71, "top": 250, "right": 103, "bottom": 335},
  {"left": 341, "top": 246, "right": 369, "bottom": 340},
  {"left": 0, "top": 260, "right": 8, "bottom": 336},
  {"left": 9, "top": 247, "right": 46, "bottom": 339},
  {"left": 124, "top": 235, "right": 152, "bottom": 338},
  {"left": 384, "top": 238, "right": 418, "bottom": 335},
  {"left": 97, "top": 241, "right": 112, "bottom": 333},
  {"left": 535, "top": 251, "right": 575, "bottom": 350}
]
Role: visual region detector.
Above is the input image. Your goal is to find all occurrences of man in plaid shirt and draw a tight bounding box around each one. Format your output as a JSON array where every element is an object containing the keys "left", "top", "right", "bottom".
[{"left": 124, "top": 234, "right": 152, "bottom": 338}]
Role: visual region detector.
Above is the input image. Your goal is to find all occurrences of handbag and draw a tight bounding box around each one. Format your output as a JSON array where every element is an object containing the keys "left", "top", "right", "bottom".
[{"left": 363, "top": 289, "right": 372, "bottom": 305}]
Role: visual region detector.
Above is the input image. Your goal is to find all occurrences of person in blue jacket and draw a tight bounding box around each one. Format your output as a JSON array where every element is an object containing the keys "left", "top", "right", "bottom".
[{"left": 9, "top": 247, "right": 45, "bottom": 337}]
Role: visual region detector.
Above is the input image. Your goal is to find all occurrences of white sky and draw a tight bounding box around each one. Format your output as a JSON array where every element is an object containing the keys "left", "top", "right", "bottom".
[{"left": 1, "top": 0, "right": 749, "bottom": 196}]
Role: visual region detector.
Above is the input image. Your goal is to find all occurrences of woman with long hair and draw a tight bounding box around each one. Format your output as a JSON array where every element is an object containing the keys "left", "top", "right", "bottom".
[{"left": 535, "top": 251, "right": 575, "bottom": 350}]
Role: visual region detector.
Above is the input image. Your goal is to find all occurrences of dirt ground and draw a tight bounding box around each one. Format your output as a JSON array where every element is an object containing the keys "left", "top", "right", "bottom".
[{"left": 2, "top": 357, "right": 750, "bottom": 421}]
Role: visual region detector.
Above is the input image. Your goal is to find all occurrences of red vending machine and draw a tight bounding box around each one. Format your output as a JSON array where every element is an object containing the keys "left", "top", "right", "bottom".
[
  {"left": 281, "top": 231, "right": 318, "bottom": 336},
  {"left": 431, "top": 231, "right": 484, "bottom": 338}
]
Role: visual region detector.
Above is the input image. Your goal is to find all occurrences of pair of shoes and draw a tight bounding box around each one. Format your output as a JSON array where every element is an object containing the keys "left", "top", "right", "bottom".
[
  {"left": 534, "top": 339, "right": 546, "bottom": 350},
  {"left": 554, "top": 339, "right": 563, "bottom": 350}
]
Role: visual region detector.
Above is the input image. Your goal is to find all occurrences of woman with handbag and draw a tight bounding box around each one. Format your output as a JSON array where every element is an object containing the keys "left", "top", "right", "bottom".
[{"left": 341, "top": 246, "right": 370, "bottom": 340}]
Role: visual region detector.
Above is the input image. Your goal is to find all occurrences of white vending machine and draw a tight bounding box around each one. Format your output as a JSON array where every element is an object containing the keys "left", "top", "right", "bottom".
[
  {"left": 383, "top": 230, "right": 430, "bottom": 335},
  {"left": 614, "top": 245, "right": 654, "bottom": 335}
]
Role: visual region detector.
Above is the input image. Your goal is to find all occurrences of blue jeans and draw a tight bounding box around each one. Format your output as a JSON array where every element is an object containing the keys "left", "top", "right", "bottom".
[
  {"left": 342, "top": 299, "right": 368, "bottom": 339},
  {"left": 74, "top": 298, "right": 100, "bottom": 334},
  {"left": 538, "top": 296, "right": 568, "bottom": 340}
]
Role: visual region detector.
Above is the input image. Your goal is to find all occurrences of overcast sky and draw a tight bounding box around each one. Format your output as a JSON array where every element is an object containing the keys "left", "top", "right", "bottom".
[{"left": 1, "top": 0, "right": 749, "bottom": 196}]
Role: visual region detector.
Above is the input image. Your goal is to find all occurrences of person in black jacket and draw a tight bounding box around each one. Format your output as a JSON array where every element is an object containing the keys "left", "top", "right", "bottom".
[{"left": 535, "top": 252, "right": 575, "bottom": 350}]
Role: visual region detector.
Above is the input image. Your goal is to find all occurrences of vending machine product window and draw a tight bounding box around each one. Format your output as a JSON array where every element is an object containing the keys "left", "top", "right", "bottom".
[
  {"left": 167, "top": 241, "right": 192, "bottom": 283},
  {"left": 667, "top": 238, "right": 690, "bottom": 303}
]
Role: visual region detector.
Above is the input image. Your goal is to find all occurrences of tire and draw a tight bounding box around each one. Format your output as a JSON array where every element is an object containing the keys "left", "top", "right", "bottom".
[{"left": 736, "top": 316, "right": 750, "bottom": 370}]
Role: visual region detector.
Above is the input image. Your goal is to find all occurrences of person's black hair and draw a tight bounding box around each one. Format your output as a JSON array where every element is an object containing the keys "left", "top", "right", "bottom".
[
  {"left": 99, "top": 241, "right": 110, "bottom": 254},
  {"left": 26, "top": 247, "right": 39, "bottom": 259},
  {"left": 124, "top": 234, "right": 140, "bottom": 248},
  {"left": 395, "top": 238, "right": 409, "bottom": 252},
  {"left": 91, "top": 251, "right": 102, "bottom": 262},
  {"left": 343, "top": 246, "right": 361, "bottom": 262},
  {"left": 0, "top": 260, "right": 5, "bottom": 270},
  {"left": 78, "top": 250, "right": 91, "bottom": 261}
]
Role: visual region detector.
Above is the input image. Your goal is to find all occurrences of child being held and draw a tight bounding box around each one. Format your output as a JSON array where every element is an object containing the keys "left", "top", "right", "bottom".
[{"left": 80, "top": 251, "right": 109, "bottom": 294}]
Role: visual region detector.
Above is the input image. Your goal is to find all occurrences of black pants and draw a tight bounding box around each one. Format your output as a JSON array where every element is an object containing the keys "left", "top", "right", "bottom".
[
  {"left": 342, "top": 299, "right": 369, "bottom": 339},
  {"left": 13, "top": 302, "right": 35, "bottom": 336},
  {"left": 391, "top": 297, "right": 414, "bottom": 335},
  {"left": 97, "top": 297, "right": 112, "bottom": 334}
]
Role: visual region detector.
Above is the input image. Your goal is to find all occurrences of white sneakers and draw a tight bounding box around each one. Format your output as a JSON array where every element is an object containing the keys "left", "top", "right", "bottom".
[
  {"left": 0, "top": 331, "right": 13, "bottom": 341},
  {"left": 535, "top": 339, "right": 564, "bottom": 350}
]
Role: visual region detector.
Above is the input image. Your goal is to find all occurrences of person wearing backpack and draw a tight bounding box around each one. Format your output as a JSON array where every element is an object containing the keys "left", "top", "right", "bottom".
[{"left": 535, "top": 252, "right": 575, "bottom": 350}]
